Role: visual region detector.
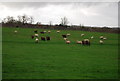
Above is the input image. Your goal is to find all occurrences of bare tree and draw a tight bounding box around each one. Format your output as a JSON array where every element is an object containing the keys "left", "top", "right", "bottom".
[
  {"left": 29, "top": 16, "right": 34, "bottom": 24},
  {"left": 21, "top": 14, "right": 29, "bottom": 24},
  {"left": 17, "top": 15, "right": 22, "bottom": 23},
  {"left": 2, "top": 18, "right": 7, "bottom": 23},
  {"left": 60, "top": 17, "right": 69, "bottom": 26},
  {"left": 6, "top": 16, "right": 15, "bottom": 23},
  {"left": 36, "top": 22, "right": 41, "bottom": 25}
]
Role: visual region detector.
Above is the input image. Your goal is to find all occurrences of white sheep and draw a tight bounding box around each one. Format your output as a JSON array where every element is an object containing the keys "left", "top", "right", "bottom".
[
  {"left": 14, "top": 30, "right": 18, "bottom": 33},
  {"left": 66, "top": 40, "right": 71, "bottom": 44},
  {"left": 100, "top": 36, "right": 104, "bottom": 39},
  {"left": 99, "top": 40, "right": 103, "bottom": 44},
  {"left": 90, "top": 36, "right": 94, "bottom": 39},
  {"left": 81, "top": 34, "right": 85, "bottom": 37},
  {"left": 35, "top": 38, "right": 39, "bottom": 43},
  {"left": 76, "top": 40, "right": 82, "bottom": 44},
  {"left": 103, "top": 37, "right": 107, "bottom": 40},
  {"left": 63, "top": 38, "right": 67, "bottom": 41},
  {"left": 34, "top": 33, "right": 39, "bottom": 37},
  {"left": 44, "top": 31, "right": 46, "bottom": 33},
  {"left": 48, "top": 30, "right": 51, "bottom": 33},
  {"left": 57, "top": 30, "right": 60, "bottom": 33},
  {"left": 67, "top": 33, "right": 71, "bottom": 36}
]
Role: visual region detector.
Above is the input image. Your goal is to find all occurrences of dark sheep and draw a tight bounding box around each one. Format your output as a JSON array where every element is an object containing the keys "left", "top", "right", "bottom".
[
  {"left": 85, "top": 40, "right": 90, "bottom": 46},
  {"left": 46, "top": 36, "right": 51, "bottom": 41},
  {"left": 82, "top": 39, "right": 90, "bottom": 46},
  {"left": 82, "top": 41, "right": 85, "bottom": 45},
  {"left": 16, "top": 26, "right": 19, "bottom": 28},
  {"left": 31, "top": 35, "right": 34, "bottom": 39},
  {"left": 40, "top": 32, "right": 44, "bottom": 34},
  {"left": 62, "top": 35, "right": 67, "bottom": 38},
  {"left": 34, "top": 30, "right": 38, "bottom": 33},
  {"left": 41, "top": 37, "right": 46, "bottom": 41}
]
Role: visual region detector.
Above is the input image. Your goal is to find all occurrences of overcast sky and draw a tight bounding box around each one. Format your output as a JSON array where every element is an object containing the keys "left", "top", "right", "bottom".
[{"left": 0, "top": 1, "right": 118, "bottom": 27}]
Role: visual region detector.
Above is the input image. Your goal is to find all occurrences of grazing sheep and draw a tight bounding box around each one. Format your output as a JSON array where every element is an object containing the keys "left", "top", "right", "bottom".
[
  {"left": 67, "top": 33, "right": 71, "bottom": 36},
  {"left": 40, "top": 31, "right": 44, "bottom": 34},
  {"left": 35, "top": 38, "right": 39, "bottom": 43},
  {"left": 103, "top": 37, "right": 107, "bottom": 40},
  {"left": 82, "top": 40, "right": 85, "bottom": 45},
  {"left": 48, "top": 30, "right": 51, "bottom": 33},
  {"left": 34, "top": 33, "right": 39, "bottom": 37},
  {"left": 16, "top": 26, "right": 19, "bottom": 28},
  {"left": 100, "top": 36, "right": 104, "bottom": 39},
  {"left": 41, "top": 37, "right": 46, "bottom": 41},
  {"left": 63, "top": 38, "right": 67, "bottom": 41},
  {"left": 84, "top": 39, "right": 90, "bottom": 46},
  {"left": 66, "top": 40, "right": 71, "bottom": 44},
  {"left": 81, "top": 34, "right": 85, "bottom": 37},
  {"left": 31, "top": 35, "right": 34, "bottom": 39},
  {"left": 90, "top": 36, "right": 94, "bottom": 39},
  {"left": 82, "top": 39, "right": 90, "bottom": 46},
  {"left": 14, "top": 30, "right": 18, "bottom": 33},
  {"left": 76, "top": 40, "right": 82, "bottom": 44},
  {"left": 34, "top": 30, "right": 38, "bottom": 33},
  {"left": 46, "top": 36, "right": 51, "bottom": 41},
  {"left": 57, "top": 30, "right": 60, "bottom": 33},
  {"left": 86, "top": 40, "right": 90, "bottom": 46},
  {"left": 99, "top": 40, "right": 103, "bottom": 44},
  {"left": 62, "top": 35, "right": 67, "bottom": 38},
  {"left": 44, "top": 31, "right": 46, "bottom": 33}
]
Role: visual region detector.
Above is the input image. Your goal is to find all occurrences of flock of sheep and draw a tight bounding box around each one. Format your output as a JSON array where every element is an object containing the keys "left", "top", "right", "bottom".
[
  {"left": 32, "top": 30, "right": 51, "bottom": 42},
  {"left": 25, "top": 29, "right": 107, "bottom": 45}
]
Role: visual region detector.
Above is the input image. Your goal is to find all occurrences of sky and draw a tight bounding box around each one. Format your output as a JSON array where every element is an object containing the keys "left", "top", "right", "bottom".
[{"left": 0, "top": 0, "right": 119, "bottom": 27}]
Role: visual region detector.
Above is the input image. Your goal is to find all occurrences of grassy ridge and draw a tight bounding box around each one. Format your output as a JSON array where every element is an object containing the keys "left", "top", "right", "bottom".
[{"left": 2, "top": 27, "right": 118, "bottom": 79}]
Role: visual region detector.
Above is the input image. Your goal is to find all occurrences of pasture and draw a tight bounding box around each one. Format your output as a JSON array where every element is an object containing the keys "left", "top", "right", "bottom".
[{"left": 2, "top": 27, "right": 118, "bottom": 79}]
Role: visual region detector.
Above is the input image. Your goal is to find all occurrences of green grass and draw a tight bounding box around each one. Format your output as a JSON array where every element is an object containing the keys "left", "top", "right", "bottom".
[{"left": 2, "top": 27, "right": 118, "bottom": 79}]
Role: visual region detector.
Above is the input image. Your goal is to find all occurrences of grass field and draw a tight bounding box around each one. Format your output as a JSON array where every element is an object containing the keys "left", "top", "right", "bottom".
[{"left": 2, "top": 27, "right": 118, "bottom": 79}]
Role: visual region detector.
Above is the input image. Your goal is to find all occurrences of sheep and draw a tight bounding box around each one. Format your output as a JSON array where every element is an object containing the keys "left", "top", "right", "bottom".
[
  {"left": 62, "top": 35, "right": 67, "bottom": 38},
  {"left": 100, "top": 36, "right": 104, "bottom": 39},
  {"left": 48, "top": 30, "right": 51, "bottom": 33},
  {"left": 14, "top": 30, "right": 18, "bottom": 33},
  {"left": 41, "top": 37, "right": 46, "bottom": 41},
  {"left": 81, "top": 34, "right": 85, "bottom": 37},
  {"left": 63, "top": 38, "right": 67, "bottom": 41},
  {"left": 44, "top": 31, "right": 46, "bottom": 33},
  {"left": 103, "top": 37, "right": 107, "bottom": 40},
  {"left": 16, "top": 26, "right": 19, "bottom": 28},
  {"left": 31, "top": 35, "right": 34, "bottom": 39},
  {"left": 35, "top": 38, "right": 39, "bottom": 43},
  {"left": 40, "top": 32, "right": 44, "bottom": 34},
  {"left": 34, "top": 30, "right": 38, "bottom": 33},
  {"left": 66, "top": 40, "right": 71, "bottom": 44},
  {"left": 76, "top": 40, "right": 82, "bottom": 44},
  {"left": 90, "top": 36, "right": 94, "bottom": 39},
  {"left": 99, "top": 40, "right": 103, "bottom": 44},
  {"left": 85, "top": 40, "right": 90, "bottom": 46},
  {"left": 67, "top": 33, "right": 71, "bottom": 36},
  {"left": 57, "top": 30, "right": 60, "bottom": 33},
  {"left": 82, "top": 39, "right": 90, "bottom": 46},
  {"left": 34, "top": 33, "right": 39, "bottom": 37},
  {"left": 46, "top": 36, "right": 51, "bottom": 41},
  {"left": 84, "top": 39, "right": 90, "bottom": 46},
  {"left": 82, "top": 40, "right": 85, "bottom": 45}
]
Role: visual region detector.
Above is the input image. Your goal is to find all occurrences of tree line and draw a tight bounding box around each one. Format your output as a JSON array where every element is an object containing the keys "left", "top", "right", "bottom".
[
  {"left": 2, "top": 14, "right": 34, "bottom": 25},
  {"left": 2, "top": 14, "right": 70, "bottom": 26}
]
